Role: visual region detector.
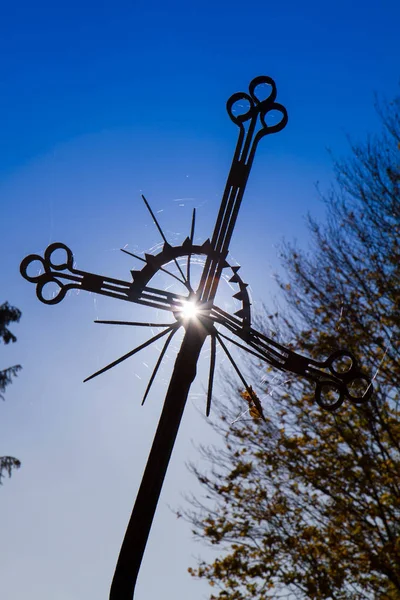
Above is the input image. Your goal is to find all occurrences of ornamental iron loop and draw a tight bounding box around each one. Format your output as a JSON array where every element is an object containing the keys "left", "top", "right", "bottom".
[{"left": 20, "top": 76, "right": 373, "bottom": 599}]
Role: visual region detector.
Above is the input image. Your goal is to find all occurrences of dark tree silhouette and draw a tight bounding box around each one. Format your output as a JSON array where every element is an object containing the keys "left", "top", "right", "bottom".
[
  {"left": 1, "top": 302, "right": 22, "bottom": 484},
  {"left": 184, "top": 95, "right": 400, "bottom": 598}
]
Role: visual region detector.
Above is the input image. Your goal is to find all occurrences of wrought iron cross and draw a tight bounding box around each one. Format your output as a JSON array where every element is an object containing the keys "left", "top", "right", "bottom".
[{"left": 20, "top": 76, "right": 373, "bottom": 599}]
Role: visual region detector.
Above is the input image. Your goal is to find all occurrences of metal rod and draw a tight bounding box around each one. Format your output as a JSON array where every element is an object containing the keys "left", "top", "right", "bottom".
[
  {"left": 215, "top": 330, "right": 265, "bottom": 420},
  {"left": 206, "top": 334, "right": 216, "bottom": 417},
  {"left": 141, "top": 328, "right": 177, "bottom": 406},
  {"left": 186, "top": 208, "right": 196, "bottom": 289},
  {"left": 95, "top": 320, "right": 174, "bottom": 328},
  {"left": 121, "top": 248, "right": 187, "bottom": 287},
  {"left": 141, "top": 195, "right": 189, "bottom": 286},
  {"left": 84, "top": 325, "right": 178, "bottom": 383},
  {"left": 109, "top": 323, "right": 207, "bottom": 599}
]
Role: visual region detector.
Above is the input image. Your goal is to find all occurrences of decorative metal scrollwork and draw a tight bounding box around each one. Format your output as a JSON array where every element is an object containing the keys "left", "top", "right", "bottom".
[{"left": 20, "top": 76, "right": 372, "bottom": 599}]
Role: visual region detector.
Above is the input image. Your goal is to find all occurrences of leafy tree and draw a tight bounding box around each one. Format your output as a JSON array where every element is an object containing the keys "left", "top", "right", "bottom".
[
  {"left": 1, "top": 302, "right": 22, "bottom": 484},
  {"left": 185, "top": 96, "right": 400, "bottom": 599}
]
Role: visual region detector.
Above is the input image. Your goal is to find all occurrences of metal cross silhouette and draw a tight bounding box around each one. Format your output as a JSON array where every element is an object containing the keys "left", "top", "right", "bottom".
[{"left": 20, "top": 76, "right": 373, "bottom": 599}]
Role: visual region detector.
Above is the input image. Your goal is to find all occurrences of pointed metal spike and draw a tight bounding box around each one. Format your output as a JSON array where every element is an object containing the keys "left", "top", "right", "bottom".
[
  {"left": 121, "top": 248, "right": 146, "bottom": 262},
  {"left": 231, "top": 266, "right": 241, "bottom": 273},
  {"left": 215, "top": 331, "right": 266, "bottom": 422},
  {"left": 233, "top": 291, "right": 245, "bottom": 301},
  {"left": 162, "top": 242, "right": 175, "bottom": 260},
  {"left": 162, "top": 242, "right": 174, "bottom": 259},
  {"left": 140, "top": 201, "right": 188, "bottom": 285},
  {"left": 144, "top": 253, "right": 158, "bottom": 265},
  {"left": 190, "top": 208, "right": 196, "bottom": 243},
  {"left": 142, "top": 195, "right": 168, "bottom": 245},
  {"left": 201, "top": 239, "right": 212, "bottom": 252},
  {"left": 229, "top": 274, "right": 241, "bottom": 283},
  {"left": 206, "top": 335, "right": 217, "bottom": 417},
  {"left": 142, "top": 328, "right": 177, "bottom": 406},
  {"left": 130, "top": 270, "right": 141, "bottom": 279},
  {"left": 182, "top": 237, "right": 192, "bottom": 249},
  {"left": 95, "top": 320, "right": 173, "bottom": 328},
  {"left": 84, "top": 326, "right": 177, "bottom": 383},
  {"left": 234, "top": 309, "right": 246, "bottom": 319}
]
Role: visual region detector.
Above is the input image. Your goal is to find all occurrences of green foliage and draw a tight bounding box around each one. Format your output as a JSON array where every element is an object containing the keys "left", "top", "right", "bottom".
[
  {"left": 186, "top": 97, "right": 400, "bottom": 598},
  {"left": 0, "top": 301, "right": 22, "bottom": 345},
  {"left": 0, "top": 364, "right": 22, "bottom": 402},
  {"left": 1, "top": 301, "right": 22, "bottom": 484},
  {"left": 0, "top": 456, "right": 21, "bottom": 485}
]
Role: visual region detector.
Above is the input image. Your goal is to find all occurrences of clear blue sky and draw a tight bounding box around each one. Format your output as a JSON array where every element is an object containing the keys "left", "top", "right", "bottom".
[{"left": 1, "top": 1, "right": 399, "bottom": 599}]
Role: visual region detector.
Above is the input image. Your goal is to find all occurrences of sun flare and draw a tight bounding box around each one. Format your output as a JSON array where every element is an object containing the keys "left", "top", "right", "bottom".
[{"left": 179, "top": 299, "right": 199, "bottom": 320}]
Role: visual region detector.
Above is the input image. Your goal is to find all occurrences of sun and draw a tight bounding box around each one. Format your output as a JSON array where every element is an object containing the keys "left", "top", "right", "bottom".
[{"left": 178, "top": 299, "right": 199, "bottom": 321}]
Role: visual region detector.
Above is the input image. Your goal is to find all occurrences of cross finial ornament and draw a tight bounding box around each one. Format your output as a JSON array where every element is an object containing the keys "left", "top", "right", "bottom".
[{"left": 20, "top": 76, "right": 373, "bottom": 599}]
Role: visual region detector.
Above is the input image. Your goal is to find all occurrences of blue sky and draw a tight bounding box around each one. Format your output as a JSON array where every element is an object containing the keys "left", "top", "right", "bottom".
[{"left": 1, "top": 1, "right": 399, "bottom": 599}]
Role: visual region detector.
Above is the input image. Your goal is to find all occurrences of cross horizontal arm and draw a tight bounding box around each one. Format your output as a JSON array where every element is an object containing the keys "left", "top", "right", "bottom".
[
  {"left": 20, "top": 242, "right": 187, "bottom": 312},
  {"left": 209, "top": 307, "right": 373, "bottom": 407}
]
